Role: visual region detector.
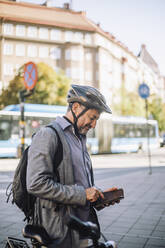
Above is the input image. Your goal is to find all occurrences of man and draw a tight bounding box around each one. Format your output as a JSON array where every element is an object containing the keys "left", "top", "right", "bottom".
[{"left": 27, "top": 84, "right": 116, "bottom": 248}]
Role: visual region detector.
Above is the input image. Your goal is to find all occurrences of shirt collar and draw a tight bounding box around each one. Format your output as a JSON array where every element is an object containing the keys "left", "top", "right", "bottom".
[
  {"left": 55, "top": 116, "right": 86, "bottom": 140},
  {"left": 55, "top": 116, "right": 72, "bottom": 131}
]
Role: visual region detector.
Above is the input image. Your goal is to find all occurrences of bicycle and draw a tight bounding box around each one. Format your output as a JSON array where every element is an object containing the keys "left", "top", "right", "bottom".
[{"left": 5, "top": 214, "right": 117, "bottom": 248}]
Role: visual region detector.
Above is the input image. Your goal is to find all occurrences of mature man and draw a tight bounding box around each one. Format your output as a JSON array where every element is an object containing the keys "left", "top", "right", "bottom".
[{"left": 27, "top": 84, "right": 116, "bottom": 248}]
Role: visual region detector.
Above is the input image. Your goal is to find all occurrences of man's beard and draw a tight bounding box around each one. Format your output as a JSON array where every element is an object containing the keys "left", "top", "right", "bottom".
[{"left": 78, "top": 124, "right": 92, "bottom": 135}]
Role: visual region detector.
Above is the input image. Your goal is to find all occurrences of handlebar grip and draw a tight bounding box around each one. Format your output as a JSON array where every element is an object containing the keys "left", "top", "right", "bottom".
[{"left": 65, "top": 214, "right": 100, "bottom": 240}]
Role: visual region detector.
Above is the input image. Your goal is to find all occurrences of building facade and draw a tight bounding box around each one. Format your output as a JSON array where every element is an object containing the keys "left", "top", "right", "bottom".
[{"left": 0, "top": 0, "right": 163, "bottom": 109}]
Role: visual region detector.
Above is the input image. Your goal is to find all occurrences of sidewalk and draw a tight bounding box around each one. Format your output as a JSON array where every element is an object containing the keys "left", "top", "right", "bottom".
[
  {"left": 97, "top": 166, "right": 165, "bottom": 248},
  {"left": 0, "top": 158, "right": 165, "bottom": 247}
]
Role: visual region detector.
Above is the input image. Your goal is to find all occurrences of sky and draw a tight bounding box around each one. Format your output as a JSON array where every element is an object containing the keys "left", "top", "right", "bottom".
[{"left": 20, "top": 0, "right": 165, "bottom": 75}]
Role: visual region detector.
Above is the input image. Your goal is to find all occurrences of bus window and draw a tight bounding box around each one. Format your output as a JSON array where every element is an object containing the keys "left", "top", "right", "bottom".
[
  {"left": 149, "top": 124, "right": 155, "bottom": 137},
  {"left": 127, "top": 124, "right": 135, "bottom": 138},
  {"left": 135, "top": 124, "right": 143, "bottom": 138},
  {"left": 0, "top": 120, "right": 11, "bottom": 140},
  {"left": 114, "top": 124, "right": 126, "bottom": 138},
  {"left": 11, "top": 124, "right": 19, "bottom": 139}
]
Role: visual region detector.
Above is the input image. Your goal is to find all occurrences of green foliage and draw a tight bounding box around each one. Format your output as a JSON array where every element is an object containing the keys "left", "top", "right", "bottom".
[
  {"left": 113, "top": 88, "right": 145, "bottom": 117},
  {"left": 148, "top": 95, "right": 165, "bottom": 132},
  {"left": 0, "top": 73, "right": 23, "bottom": 109},
  {"left": 113, "top": 88, "right": 165, "bottom": 132},
  {"left": 0, "top": 63, "right": 70, "bottom": 109}
]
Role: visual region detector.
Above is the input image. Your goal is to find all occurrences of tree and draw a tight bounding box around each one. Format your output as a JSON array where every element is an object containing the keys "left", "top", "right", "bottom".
[
  {"left": 113, "top": 87, "right": 145, "bottom": 117},
  {"left": 0, "top": 62, "right": 71, "bottom": 109},
  {"left": 148, "top": 95, "right": 165, "bottom": 132}
]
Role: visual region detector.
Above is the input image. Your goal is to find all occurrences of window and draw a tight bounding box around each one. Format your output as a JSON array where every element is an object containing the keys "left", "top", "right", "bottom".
[
  {"left": 27, "top": 26, "right": 37, "bottom": 38},
  {"left": 79, "top": 68, "right": 84, "bottom": 80},
  {"left": 16, "top": 44, "right": 25, "bottom": 56},
  {"left": 65, "top": 49, "right": 71, "bottom": 60},
  {"left": 4, "top": 63, "right": 13, "bottom": 76},
  {"left": 39, "top": 27, "right": 48, "bottom": 39},
  {"left": 65, "top": 31, "right": 73, "bottom": 42},
  {"left": 85, "top": 33, "right": 92, "bottom": 44},
  {"left": 71, "top": 67, "right": 79, "bottom": 79},
  {"left": 72, "top": 49, "right": 82, "bottom": 61},
  {"left": 27, "top": 45, "right": 37, "bottom": 57},
  {"left": 15, "top": 64, "right": 21, "bottom": 75},
  {"left": 3, "top": 23, "right": 13, "bottom": 35},
  {"left": 65, "top": 68, "right": 71, "bottom": 78},
  {"left": 75, "top": 32, "right": 83, "bottom": 43},
  {"left": 71, "top": 67, "right": 84, "bottom": 81},
  {"left": 39, "top": 46, "right": 49, "bottom": 58},
  {"left": 0, "top": 121, "right": 11, "bottom": 140},
  {"left": 85, "top": 70, "right": 92, "bottom": 81},
  {"left": 16, "top": 25, "right": 25, "bottom": 36},
  {"left": 95, "top": 34, "right": 105, "bottom": 47},
  {"left": 50, "top": 47, "right": 61, "bottom": 59},
  {"left": 50, "top": 29, "right": 61, "bottom": 41},
  {"left": 3, "top": 43, "right": 13, "bottom": 55},
  {"left": 65, "top": 48, "right": 83, "bottom": 61},
  {"left": 114, "top": 124, "right": 127, "bottom": 138}
]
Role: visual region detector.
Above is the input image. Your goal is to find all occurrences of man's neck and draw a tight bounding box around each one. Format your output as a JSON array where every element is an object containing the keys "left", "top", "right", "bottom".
[{"left": 63, "top": 115, "right": 81, "bottom": 139}]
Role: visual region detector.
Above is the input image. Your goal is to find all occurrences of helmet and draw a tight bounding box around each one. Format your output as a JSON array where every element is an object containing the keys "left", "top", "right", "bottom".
[{"left": 67, "top": 84, "right": 112, "bottom": 114}]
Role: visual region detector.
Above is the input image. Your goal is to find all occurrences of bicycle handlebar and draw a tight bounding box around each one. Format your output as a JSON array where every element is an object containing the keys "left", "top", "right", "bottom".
[{"left": 65, "top": 214, "right": 100, "bottom": 240}]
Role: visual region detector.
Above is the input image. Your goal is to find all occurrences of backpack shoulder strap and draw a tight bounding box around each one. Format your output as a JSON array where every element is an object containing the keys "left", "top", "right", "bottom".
[{"left": 46, "top": 125, "right": 63, "bottom": 181}]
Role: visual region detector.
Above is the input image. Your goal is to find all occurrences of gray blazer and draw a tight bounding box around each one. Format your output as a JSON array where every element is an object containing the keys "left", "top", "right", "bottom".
[{"left": 27, "top": 122, "right": 87, "bottom": 247}]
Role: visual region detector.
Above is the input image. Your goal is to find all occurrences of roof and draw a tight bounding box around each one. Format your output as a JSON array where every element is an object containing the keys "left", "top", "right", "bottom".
[
  {"left": 0, "top": 0, "right": 95, "bottom": 31},
  {"left": 138, "top": 44, "right": 160, "bottom": 74},
  {"left": 3, "top": 103, "right": 67, "bottom": 114},
  {"left": 0, "top": 0, "right": 135, "bottom": 57}
]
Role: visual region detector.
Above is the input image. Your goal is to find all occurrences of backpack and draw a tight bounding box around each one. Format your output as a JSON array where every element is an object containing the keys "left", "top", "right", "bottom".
[{"left": 6, "top": 125, "right": 63, "bottom": 222}]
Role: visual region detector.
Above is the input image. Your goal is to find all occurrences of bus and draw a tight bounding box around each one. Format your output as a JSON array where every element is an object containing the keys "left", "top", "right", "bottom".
[
  {"left": 95, "top": 113, "right": 160, "bottom": 153},
  {"left": 0, "top": 104, "right": 67, "bottom": 157},
  {"left": 0, "top": 104, "right": 160, "bottom": 157}
]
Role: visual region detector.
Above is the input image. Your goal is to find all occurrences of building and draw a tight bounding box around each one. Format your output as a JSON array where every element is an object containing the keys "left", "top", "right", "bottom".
[
  {"left": 0, "top": 0, "right": 163, "bottom": 109},
  {"left": 138, "top": 44, "right": 165, "bottom": 102}
]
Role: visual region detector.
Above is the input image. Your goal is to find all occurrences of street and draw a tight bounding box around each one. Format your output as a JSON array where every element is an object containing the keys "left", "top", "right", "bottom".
[{"left": 0, "top": 148, "right": 165, "bottom": 248}]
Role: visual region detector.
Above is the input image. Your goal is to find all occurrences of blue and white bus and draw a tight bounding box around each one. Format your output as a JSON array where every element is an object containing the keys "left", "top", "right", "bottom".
[
  {"left": 0, "top": 104, "right": 160, "bottom": 157},
  {"left": 96, "top": 113, "right": 160, "bottom": 153},
  {"left": 0, "top": 104, "right": 67, "bottom": 157}
]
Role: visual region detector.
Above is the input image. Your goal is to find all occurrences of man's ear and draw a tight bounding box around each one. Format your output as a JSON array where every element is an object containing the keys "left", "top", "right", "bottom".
[{"left": 72, "top": 102, "right": 80, "bottom": 114}]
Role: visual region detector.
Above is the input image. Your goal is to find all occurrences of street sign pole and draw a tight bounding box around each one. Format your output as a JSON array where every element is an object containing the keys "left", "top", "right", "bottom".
[
  {"left": 138, "top": 83, "right": 152, "bottom": 175},
  {"left": 18, "top": 89, "right": 34, "bottom": 157},
  {"left": 145, "top": 98, "right": 152, "bottom": 175},
  {"left": 19, "top": 90, "right": 25, "bottom": 156},
  {"left": 19, "top": 62, "right": 38, "bottom": 156}
]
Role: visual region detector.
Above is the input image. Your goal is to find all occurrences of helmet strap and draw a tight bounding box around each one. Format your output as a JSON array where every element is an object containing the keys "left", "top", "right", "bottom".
[{"left": 70, "top": 104, "right": 89, "bottom": 137}]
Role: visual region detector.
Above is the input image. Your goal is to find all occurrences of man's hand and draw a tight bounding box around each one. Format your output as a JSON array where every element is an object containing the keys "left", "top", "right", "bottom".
[
  {"left": 85, "top": 187, "right": 104, "bottom": 202},
  {"left": 103, "top": 187, "right": 120, "bottom": 206}
]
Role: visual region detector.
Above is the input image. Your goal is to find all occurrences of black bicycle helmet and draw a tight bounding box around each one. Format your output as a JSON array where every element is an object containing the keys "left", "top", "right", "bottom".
[{"left": 67, "top": 84, "right": 112, "bottom": 114}]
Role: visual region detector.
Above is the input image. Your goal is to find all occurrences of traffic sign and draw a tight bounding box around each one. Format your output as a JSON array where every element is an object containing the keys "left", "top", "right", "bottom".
[
  {"left": 23, "top": 62, "right": 38, "bottom": 90},
  {"left": 138, "top": 83, "right": 150, "bottom": 99}
]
